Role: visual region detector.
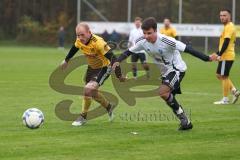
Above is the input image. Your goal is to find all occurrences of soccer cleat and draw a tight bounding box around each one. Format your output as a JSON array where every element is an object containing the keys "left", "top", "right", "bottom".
[
  {"left": 176, "top": 112, "right": 193, "bottom": 131},
  {"left": 179, "top": 122, "right": 193, "bottom": 131},
  {"left": 107, "top": 103, "right": 115, "bottom": 122},
  {"left": 213, "top": 99, "right": 229, "bottom": 105},
  {"left": 232, "top": 90, "right": 240, "bottom": 104},
  {"left": 72, "top": 115, "right": 87, "bottom": 126}
]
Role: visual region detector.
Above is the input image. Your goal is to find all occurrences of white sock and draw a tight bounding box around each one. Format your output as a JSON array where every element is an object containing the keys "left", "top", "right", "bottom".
[{"left": 223, "top": 97, "right": 229, "bottom": 102}]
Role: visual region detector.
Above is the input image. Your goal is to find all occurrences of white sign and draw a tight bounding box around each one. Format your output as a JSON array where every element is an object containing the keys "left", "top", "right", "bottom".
[
  {"left": 171, "top": 24, "right": 223, "bottom": 37},
  {"left": 87, "top": 21, "right": 225, "bottom": 37}
]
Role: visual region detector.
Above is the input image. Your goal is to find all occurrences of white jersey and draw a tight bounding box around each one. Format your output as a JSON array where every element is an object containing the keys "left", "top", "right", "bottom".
[
  {"left": 128, "top": 27, "right": 145, "bottom": 53},
  {"left": 129, "top": 33, "right": 187, "bottom": 76}
]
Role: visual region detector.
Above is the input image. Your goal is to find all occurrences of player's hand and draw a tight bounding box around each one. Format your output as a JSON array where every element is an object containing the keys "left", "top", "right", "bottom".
[
  {"left": 112, "top": 62, "right": 120, "bottom": 71},
  {"left": 60, "top": 60, "right": 68, "bottom": 70},
  {"left": 118, "top": 75, "right": 128, "bottom": 82},
  {"left": 209, "top": 53, "right": 219, "bottom": 61}
]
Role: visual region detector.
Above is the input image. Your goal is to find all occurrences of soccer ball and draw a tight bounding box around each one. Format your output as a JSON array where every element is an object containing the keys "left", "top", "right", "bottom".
[{"left": 22, "top": 108, "right": 44, "bottom": 129}]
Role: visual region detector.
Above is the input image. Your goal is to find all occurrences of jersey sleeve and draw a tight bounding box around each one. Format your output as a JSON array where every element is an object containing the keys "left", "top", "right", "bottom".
[
  {"left": 161, "top": 36, "right": 186, "bottom": 52},
  {"left": 129, "top": 38, "right": 144, "bottom": 53},
  {"left": 96, "top": 39, "right": 111, "bottom": 55},
  {"left": 175, "top": 40, "right": 186, "bottom": 52},
  {"left": 224, "top": 24, "right": 234, "bottom": 39}
]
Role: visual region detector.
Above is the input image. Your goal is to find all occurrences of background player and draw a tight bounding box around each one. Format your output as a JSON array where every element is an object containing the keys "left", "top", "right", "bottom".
[
  {"left": 213, "top": 9, "right": 240, "bottom": 105},
  {"left": 160, "top": 18, "right": 177, "bottom": 39},
  {"left": 129, "top": 17, "right": 150, "bottom": 79}
]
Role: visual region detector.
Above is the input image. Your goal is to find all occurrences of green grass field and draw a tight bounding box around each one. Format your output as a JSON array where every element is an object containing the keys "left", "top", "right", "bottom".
[{"left": 1, "top": 46, "right": 240, "bottom": 160}]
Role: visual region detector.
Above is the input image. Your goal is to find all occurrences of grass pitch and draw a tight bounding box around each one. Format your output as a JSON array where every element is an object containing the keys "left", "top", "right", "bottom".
[{"left": 0, "top": 46, "right": 240, "bottom": 160}]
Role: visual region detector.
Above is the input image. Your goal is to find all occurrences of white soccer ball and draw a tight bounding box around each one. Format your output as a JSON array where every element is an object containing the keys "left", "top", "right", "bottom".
[{"left": 22, "top": 108, "right": 44, "bottom": 129}]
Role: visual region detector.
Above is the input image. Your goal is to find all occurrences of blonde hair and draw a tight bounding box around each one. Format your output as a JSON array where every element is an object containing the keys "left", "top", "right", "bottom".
[{"left": 76, "top": 22, "right": 90, "bottom": 31}]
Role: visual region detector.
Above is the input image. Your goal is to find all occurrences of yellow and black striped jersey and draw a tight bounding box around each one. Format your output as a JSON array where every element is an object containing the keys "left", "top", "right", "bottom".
[{"left": 74, "top": 34, "right": 111, "bottom": 69}]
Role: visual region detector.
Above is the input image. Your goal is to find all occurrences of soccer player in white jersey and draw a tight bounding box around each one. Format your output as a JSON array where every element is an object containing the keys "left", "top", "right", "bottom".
[
  {"left": 129, "top": 17, "right": 150, "bottom": 79},
  {"left": 113, "top": 17, "right": 216, "bottom": 130}
]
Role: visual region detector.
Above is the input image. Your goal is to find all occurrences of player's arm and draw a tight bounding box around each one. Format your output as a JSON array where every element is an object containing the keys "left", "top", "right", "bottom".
[
  {"left": 215, "top": 25, "right": 233, "bottom": 58},
  {"left": 65, "top": 45, "right": 79, "bottom": 62},
  {"left": 111, "top": 49, "right": 134, "bottom": 72},
  {"left": 61, "top": 45, "right": 79, "bottom": 69},
  {"left": 174, "top": 39, "right": 212, "bottom": 61},
  {"left": 104, "top": 51, "right": 123, "bottom": 79},
  {"left": 184, "top": 45, "right": 211, "bottom": 62},
  {"left": 116, "top": 49, "right": 134, "bottom": 62},
  {"left": 216, "top": 38, "right": 230, "bottom": 56},
  {"left": 112, "top": 38, "right": 144, "bottom": 70}
]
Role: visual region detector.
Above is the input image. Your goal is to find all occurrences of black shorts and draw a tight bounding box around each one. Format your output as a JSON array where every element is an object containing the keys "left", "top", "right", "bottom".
[
  {"left": 162, "top": 71, "right": 185, "bottom": 95},
  {"left": 131, "top": 52, "right": 146, "bottom": 64},
  {"left": 216, "top": 60, "right": 233, "bottom": 76},
  {"left": 85, "top": 66, "right": 111, "bottom": 86}
]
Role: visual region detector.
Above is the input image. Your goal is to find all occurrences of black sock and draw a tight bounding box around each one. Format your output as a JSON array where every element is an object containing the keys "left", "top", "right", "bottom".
[
  {"left": 106, "top": 103, "right": 111, "bottom": 112},
  {"left": 166, "top": 94, "right": 181, "bottom": 114},
  {"left": 133, "top": 67, "right": 137, "bottom": 77},
  {"left": 80, "top": 113, "right": 87, "bottom": 119}
]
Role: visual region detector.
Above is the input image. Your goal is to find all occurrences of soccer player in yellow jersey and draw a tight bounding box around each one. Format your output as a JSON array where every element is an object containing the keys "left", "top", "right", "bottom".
[
  {"left": 60, "top": 22, "right": 124, "bottom": 126},
  {"left": 213, "top": 9, "right": 240, "bottom": 104},
  {"left": 160, "top": 18, "right": 177, "bottom": 39}
]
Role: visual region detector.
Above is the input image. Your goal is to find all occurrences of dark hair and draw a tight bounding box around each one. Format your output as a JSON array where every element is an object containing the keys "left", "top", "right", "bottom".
[
  {"left": 141, "top": 17, "right": 157, "bottom": 31},
  {"left": 135, "top": 17, "right": 142, "bottom": 22},
  {"left": 220, "top": 9, "right": 231, "bottom": 15}
]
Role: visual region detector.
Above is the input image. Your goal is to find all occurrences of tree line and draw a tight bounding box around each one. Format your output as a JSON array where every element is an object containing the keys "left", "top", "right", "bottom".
[{"left": 0, "top": 0, "right": 237, "bottom": 45}]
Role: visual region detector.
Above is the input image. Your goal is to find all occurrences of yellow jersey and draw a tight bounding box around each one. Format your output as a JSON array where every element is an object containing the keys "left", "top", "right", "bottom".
[
  {"left": 219, "top": 22, "right": 236, "bottom": 60},
  {"left": 74, "top": 34, "right": 111, "bottom": 69},
  {"left": 160, "top": 27, "right": 177, "bottom": 38}
]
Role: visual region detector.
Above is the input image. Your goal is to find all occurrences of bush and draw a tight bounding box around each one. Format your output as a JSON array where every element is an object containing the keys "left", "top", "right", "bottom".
[
  {"left": 16, "top": 14, "right": 76, "bottom": 46},
  {"left": 17, "top": 15, "right": 58, "bottom": 45}
]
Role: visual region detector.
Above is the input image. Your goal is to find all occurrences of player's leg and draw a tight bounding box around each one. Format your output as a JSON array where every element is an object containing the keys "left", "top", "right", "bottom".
[
  {"left": 72, "top": 67, "right": 96, "bottom": 126},
  {"left": 83, "top": 66, "right": 111, "bottom": 109},
  {"left": 214, "top": 61, "right": 228, "bottom": 104},
  {"left": 214, "top": 61, "right": 238, "bottom": 104},
  {"left": 86, "top": 81, "right": 112, "bottom": 115},
  {"left": 92, "top": 90, "right": 115, "bottom": 121},
  {"left": 159, "top": 84, "right": 182, "bottom": 113},
  {"left": 93, "top": 66, "right": 115, "bottom": 121},
  {"left": 131, "top": 54, "right": 138, "bottom": 79},
  {"left": 229, "top": 79, "right": 240, "bottom": 103},
  {"left": 139, "top": 53, "right": 150, "bottom": 78},
  {"left": 222, "top": 76, "right": 230, "bottom": 102},
  {"left": 73, "top": 66, "right": 114, "bottom": 126},
  {"left": 72, "top": 96, "right": 92, "bottom": 126},
  {"left": 160, "top": 71, "right": 192, "bottom": 130},
  {"left": 81, "top": 96, "right": 92, "bottom": 118},
  {"left": 224, "top": 60, "right": 240, "bottom": 104}
]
